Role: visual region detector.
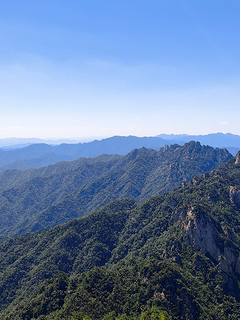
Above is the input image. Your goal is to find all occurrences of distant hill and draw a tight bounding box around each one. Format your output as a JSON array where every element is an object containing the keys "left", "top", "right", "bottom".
[
  {"left": 0, "top": 141, "right": 232, "bottom": 237},
  {"left": 0, "top": 133, "right": 239, "bottom": 172},
  {"left": 0, "top": 152, "right": 240, "bottom": 319},
  {"left": 158, "top": 132, "right": 240, "bottom": 155},
  {"left": 0, "top": 137, "right": 91, "bottom": 149},
  {"left": 0, "top": 136, "right": 180, "bottom": 171}
]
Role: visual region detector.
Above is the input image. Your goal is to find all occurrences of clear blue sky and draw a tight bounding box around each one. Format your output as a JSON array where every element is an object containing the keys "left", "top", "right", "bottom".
[{"left": 1, "top": 0, "right": 240, "bottom": 139}]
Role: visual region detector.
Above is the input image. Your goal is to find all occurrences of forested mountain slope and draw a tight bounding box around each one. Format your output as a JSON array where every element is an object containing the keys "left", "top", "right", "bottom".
[
  {"left": 0, "top": 154, "right": 121, "bottom": 192},
  {"left": 0, "top": 142, "right": 232, "bottom": 237},
  {"left": 0, "top": 153, "right": 240, "bottom": 319}
]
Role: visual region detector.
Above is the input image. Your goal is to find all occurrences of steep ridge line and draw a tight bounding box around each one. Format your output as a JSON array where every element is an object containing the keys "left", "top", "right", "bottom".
[{"left": 0, "top": 142, "right": 232, "bottom": 237}]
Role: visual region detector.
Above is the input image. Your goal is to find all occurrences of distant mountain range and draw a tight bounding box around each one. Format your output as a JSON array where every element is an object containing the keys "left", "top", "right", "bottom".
[
  {"left": 1, "top": 132, "right": 240, "bottom": 150},
  {"left": 0, "top": 150, "right": 240, "bottom": 319},
  {"left": 158, "top": 132, "right": 240, "bottom": 155},
  {"left": 0, "top": 133, "right": 239, "bottom": 172},
  {"left": 0, "top": 141, "right": 232, "bottom": 237},
  {"left": 0, "top": 137, "right": 93, "bottom": 149},
  {"left": 0, "top": 136, "right": 178, "bottom": 172}
]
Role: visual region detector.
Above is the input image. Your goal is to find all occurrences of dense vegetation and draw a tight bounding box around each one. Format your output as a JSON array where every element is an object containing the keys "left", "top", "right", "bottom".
[
  {"left": 0, "top": 141, "right": 232, "bottom": 237},
  {"left": 0, "top": 151, "right": 240, "bottom": 318}
]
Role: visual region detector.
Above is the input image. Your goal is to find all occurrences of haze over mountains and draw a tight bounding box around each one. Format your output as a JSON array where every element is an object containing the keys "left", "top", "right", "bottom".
[
  {"left": 158, "top": 132, "right": 240, "bottom": 155},
  {"left": 0, "top": 133, "right": 240, "bottom": 172},
  {"left": 0, "top": 136, "right": 175, "bottom": 172},
  {"left": 2, "top": 132, "right": 240, "bottom": 150}
]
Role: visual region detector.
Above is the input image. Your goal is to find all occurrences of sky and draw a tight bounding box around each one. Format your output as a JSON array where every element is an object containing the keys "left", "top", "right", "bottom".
[{"left": 1, "top": 0, "right": 240, "bottom": 140}]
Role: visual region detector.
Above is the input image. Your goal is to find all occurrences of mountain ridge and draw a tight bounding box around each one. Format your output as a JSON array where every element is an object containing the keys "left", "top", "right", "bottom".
[
  {"left": 158, "top": 132, "right": 240, "bottom": 150},
  {"left": 0, "top": 152, "right": 240, "bottom": 318},
  {"left": 0, "top": 136, "right": 174, "bottom": 171},
  {"left": 0, "top": 133, "right": 240, "bottom": 172},
  {"left": 0, "top": 142, "right": 232, "bottom": 237}
]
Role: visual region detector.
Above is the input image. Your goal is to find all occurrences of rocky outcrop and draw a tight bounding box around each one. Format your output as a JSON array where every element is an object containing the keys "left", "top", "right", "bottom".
[
  {"left": 229, "top": 186, "right": 240, "bottom": 206},
  {"left": 180, "top": 207, "right": 222, "bottom": 261},
  {"left": 180, "top": 207, "right": 240, "bottom": 276}
]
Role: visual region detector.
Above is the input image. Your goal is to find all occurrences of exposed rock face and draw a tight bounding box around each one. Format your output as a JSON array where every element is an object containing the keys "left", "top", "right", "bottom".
[
  {"left": 181, "top": 208, "right": 222, "bottom": 261},
  {"left": 180, "top": 207, "right": 240, "bottom": 276},
  {"left": 229, "top": 186, "right": 240, "bottom": 206},
  {"left": 235, "top": 151, "right": 240, "bottom": 164}
]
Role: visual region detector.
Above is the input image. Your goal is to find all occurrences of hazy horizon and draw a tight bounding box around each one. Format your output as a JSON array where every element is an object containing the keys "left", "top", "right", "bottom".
[
  {"left": 1, "top": 132, "right": 240, "bottom": 154},
  {"left": 1, "top": 1, "right": 240, "bottom": 139},
  {"left": 0, "top": 131, "right": 239, "bottom": 143}
]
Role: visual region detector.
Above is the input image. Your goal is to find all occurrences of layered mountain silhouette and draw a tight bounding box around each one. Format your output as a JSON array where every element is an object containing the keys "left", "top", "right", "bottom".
[
  {"left": 0, "top": 141, "right": 232, "bottom": 237},
  {"left": 158, "top": 132, "right": 240, "bottom": 155},
  {"left": 0, "top": 133, "right": 240, "bottom": 172},
  {"left": 0, "top": 136, "right": 176, "bottom": 172}
]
